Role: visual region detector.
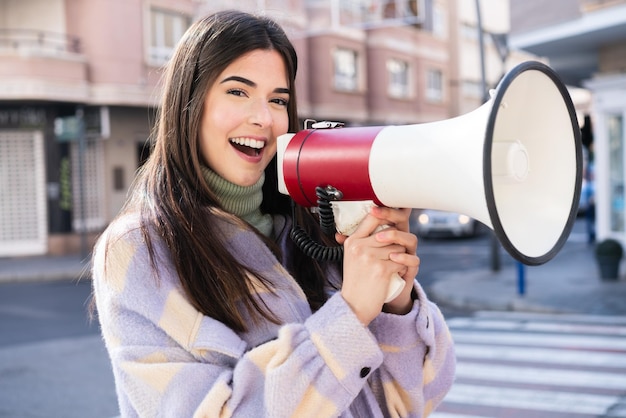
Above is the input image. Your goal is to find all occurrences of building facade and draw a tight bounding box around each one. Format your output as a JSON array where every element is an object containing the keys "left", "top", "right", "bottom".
[
  {"left": 0, "top": 0, "right": 513, "bottom": 257},
  {"left": 0, "top": 0, "right": 194, "bottom": 256},
  {"left": 452, "top": 0, "right": 536, "bottom": 115},
  {"left": 510, "top": 0, "right": 626, "bottom": 245}
]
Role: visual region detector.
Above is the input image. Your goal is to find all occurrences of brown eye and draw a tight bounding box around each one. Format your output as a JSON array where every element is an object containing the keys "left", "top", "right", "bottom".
[
  {"left": 271, "top": 98, "right": 289, "bottom": 107},
  {"left": 227, "top": 89, "right": 247, "bottom": 97}
]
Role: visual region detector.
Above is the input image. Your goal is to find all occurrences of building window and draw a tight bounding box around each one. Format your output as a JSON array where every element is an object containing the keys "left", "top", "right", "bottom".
[
  {"left": 149, "top": 8, "right": 190, "bottom": 65},
  {"left": 333, "top": 48, "right": 358, "bottom": 92},
  {"left": 71, "top": 140, "right": 106, "bottom": 232},
  {"left": 382, "top": 0, "right": 420, "bottom": 20},
  {"left": 426, "top": 68, "right": 443, "bottom": 102},
  {"left": 461, "top": 80, "right": 484, "bottom": 99},
  {"left": 387, "top": 58, "right": 410, "bottom": 98},
  {"left": 432, "top": 3, "right": 447, "bottom": 38}
]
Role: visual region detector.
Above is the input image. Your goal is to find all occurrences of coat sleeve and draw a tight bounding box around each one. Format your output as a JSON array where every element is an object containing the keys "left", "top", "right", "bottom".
[
  {"left": 92, "top": 225, "right": 385, "bottom": 418},
  {"left": 367, "top": 281, "right": 456, "bottom": 417}
]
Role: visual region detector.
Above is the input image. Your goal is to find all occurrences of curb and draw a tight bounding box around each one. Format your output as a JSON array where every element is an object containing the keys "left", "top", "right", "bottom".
[
  {"left": 428, "top": 267, "right": 577, "bottom": 314},
  {"left": 0, "top": 259, "right": 91, "bottom": 284}
]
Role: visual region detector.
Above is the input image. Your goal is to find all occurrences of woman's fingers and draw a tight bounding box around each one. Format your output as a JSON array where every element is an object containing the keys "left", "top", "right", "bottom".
[
  {"left": 348, "top": 211, "right": 388, "bottom": 239},
  {"left": 370, "top": 206, "right": 412, "bottom": 232},
  {"left": 338, "top": 206, "right": 421, "bottom": 324},
  {"left": 376, "top": 227, "right": 417, "bottom": 255}
]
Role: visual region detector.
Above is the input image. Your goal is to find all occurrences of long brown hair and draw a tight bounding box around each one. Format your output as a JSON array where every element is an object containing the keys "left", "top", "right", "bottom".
[{"left": 115, "top": 10, "right": 335, "bottom": 332}]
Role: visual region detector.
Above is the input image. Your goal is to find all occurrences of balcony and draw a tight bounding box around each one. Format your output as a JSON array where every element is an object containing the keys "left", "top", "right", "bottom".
[
  {"left": 0, "top": 28, "right": 80, "bottom": 55},
  {"left": 0, "top": 29, "right": 88, "bottom": 102}
]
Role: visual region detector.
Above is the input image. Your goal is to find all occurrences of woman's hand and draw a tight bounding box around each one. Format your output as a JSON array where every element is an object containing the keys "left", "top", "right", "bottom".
[{"left": 336, "top": 207, "right": 420, "bottom": 325}]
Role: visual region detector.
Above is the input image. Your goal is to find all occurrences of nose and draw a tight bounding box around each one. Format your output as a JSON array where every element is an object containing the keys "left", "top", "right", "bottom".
[{"left": 248, "top": 99, "right": 273, "bottom": 128}]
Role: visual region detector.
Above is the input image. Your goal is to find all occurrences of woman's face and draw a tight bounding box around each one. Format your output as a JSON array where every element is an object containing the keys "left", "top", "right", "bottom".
[{"left": 200, "top": 49, "right": 290, "bottom": 187}]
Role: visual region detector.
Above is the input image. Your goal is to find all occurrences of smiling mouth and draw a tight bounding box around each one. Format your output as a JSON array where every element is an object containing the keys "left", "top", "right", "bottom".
[{"left": 230, "top": 137, "right": 264, "bottom": 157}]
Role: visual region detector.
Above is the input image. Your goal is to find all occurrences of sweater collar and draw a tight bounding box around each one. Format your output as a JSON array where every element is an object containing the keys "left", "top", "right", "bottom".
[{"left": 200, "top": 166, "right": 273, "bottom": 237}]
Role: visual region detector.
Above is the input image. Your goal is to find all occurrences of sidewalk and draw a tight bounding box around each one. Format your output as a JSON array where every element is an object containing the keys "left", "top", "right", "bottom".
[
  {"left": 0, "top": 254, "right": 91, "bottom": 283},
  {"left": 429, "top": 233, "right": 626, "bottom": 316},
  {"left": 1, "top": 234, "right": 626, "bottom": 316}
]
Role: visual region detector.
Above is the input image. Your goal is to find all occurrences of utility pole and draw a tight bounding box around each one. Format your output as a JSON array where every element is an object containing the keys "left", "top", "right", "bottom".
[{"left": 475, "top": 0, "right": 501, "bottom": 272}]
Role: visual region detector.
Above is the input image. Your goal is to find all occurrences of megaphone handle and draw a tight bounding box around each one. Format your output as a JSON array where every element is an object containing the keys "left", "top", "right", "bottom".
[
  {"left": 332, "top": 201, "right": 407, "bottom": 303},
  {"left": 386, "top": 273, "right": 406, "bottom": 303},
  {"left": 376, "top": 225, "right": 407, "bottom": 302}
]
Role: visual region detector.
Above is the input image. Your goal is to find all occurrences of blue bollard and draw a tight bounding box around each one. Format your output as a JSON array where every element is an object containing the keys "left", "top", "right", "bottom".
[{"left": 517, "top": 262, "right": 526, "bottom": 296}]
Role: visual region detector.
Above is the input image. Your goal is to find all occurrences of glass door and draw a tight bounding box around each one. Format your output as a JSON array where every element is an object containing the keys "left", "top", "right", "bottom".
[{"left": 609, "top": 114, "right": 625, "bottom": 233}]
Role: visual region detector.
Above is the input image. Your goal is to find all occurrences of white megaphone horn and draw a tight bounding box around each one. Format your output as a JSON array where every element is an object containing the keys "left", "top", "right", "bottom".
[{"left": 277, "top": 61, "right": 583, "bottom": 301}]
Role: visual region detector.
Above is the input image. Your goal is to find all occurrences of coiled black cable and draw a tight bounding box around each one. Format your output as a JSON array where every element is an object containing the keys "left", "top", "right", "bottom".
[
  {"left": 316, "top": 186, "right": 337, "bottom": 237},
  {"left": 290, "top": 186, "right": 344, "bottom": 262}
]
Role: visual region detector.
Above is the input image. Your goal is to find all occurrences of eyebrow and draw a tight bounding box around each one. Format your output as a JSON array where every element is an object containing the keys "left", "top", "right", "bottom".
[{"left": 220, "top": 75, "right": 290, "bottom": 95}]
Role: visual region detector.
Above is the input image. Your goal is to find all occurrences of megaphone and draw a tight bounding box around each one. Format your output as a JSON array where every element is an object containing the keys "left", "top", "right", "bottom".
[{"left": 277, "top": 61, "right": 582, "bottom": 299}]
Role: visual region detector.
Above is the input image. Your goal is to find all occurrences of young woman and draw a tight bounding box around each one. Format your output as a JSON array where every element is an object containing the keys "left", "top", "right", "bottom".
[{"left": 92, "top": 9, "right": 455, "bottom": 417}]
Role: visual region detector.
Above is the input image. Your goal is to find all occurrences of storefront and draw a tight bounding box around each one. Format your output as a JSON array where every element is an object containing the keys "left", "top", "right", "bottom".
[
  {"left": 586, "top": 74, "right": 626, "bottom": 245},
  {"left": 0, "top": 104, "right": 107, "bottom": 257}
]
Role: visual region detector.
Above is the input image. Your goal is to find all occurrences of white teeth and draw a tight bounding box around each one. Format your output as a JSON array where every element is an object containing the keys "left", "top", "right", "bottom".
[{"left": 230, "top": 137, "right": 264, "bottom": 149}]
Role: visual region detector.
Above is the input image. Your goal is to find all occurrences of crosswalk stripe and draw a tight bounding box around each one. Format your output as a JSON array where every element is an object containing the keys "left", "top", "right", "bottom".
[
  {"left": 456, "top": 361, "right": 626, "bottom": 390},
  {"left": 442, "top": 383, "right": 621, "bottom": 415},
  {"left": 448, "top": 316, "right": 626, "bottom": 336},
  {"left": 473, "top": 310, "right": 626, "bottom": 326},
  {"left": 417, "top": 246, "right": 490, "bottom": 256},
  {"left": 435, "top": 313, "right": 626, "bottom": 417},
  {"left": 431, "top": 413, "right": 494, "bottom": 418},
  {"left": 516, "top": 321, "right": 626, "bottom": 335},
  {"left": 454, "top": 343, "right": 626, "bottom": 368},
  {"left": 450, "top": 329, "right": 626, "bottom": 350}
]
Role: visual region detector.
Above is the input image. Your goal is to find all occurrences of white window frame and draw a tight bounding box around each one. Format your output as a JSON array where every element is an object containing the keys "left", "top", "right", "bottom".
[
  {"left": 148, "top": 8, "right": 190, "bottom": 66},
  {"left": 432, "top": 3, "right": 447, "bottom": 38},
  {"left": 333, "top": 48, "right": 359, "bottom": 92},
  {"left": 387, "top": 58, "right": 410, "bottom": 99},
  {"left": 461, "top": 79, "right": 484, "bottom": 99},
  {"left": 426, "top": 68, "right": 443, "bottom": 102}
]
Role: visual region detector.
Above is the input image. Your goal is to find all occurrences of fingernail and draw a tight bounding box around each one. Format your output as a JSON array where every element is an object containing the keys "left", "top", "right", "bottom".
[{"left": 376, "top": 231, "right": 389, "bottom": 240}]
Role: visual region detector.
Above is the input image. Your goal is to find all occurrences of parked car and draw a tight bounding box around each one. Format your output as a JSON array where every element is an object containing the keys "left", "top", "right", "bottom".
[{"left": 411, "top": 209, "right": 480, "bottom": 238}]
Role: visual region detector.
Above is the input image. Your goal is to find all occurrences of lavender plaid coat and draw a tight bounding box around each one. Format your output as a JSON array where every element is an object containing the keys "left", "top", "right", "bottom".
[{"left": 92, "top": 213, "right": 455, "bottom": 417}]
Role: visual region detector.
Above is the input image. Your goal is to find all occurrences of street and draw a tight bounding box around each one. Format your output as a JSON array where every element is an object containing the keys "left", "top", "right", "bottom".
[
  {"left": 1, "top": 219, "right": 624, "bottom": 417},
  {"left": 0, "top": 280, "right": 117, "bottom": 418},
  {"left": 414, "top": 222, "right": 515, "bottom": 290}
]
